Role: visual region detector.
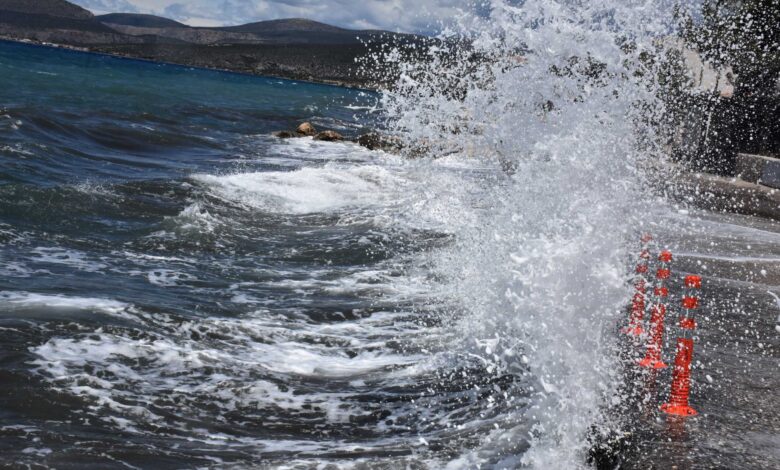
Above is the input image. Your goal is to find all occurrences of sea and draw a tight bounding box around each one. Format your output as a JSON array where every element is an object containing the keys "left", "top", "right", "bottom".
[{"left": 0, "top": 6, "right": 778, "bottom": 468}]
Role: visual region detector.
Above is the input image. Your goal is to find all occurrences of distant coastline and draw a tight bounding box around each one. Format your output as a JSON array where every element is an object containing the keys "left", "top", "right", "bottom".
[
  {"left": 0, "top": 36, "right": 378, "bottom": 91},
  {"left": 0, "top": 1, "right": 428, "bottom": 90}
]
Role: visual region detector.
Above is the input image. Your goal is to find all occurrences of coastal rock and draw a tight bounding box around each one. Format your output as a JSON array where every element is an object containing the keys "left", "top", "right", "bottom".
[
  {"left": 313, "top": 130, "right": 343, "bottom": 141},
  {"left": 356, "top": 132, "right": 402, "bottom": 152},
  {"left": 296, "top": 122, "right": 316, "bottom": 136},
  {"left": 356, "top": 133, "right": 382, "bottom": 150},
  {"left": 274, "top": 130, "right": 296, "bottom": 138}
]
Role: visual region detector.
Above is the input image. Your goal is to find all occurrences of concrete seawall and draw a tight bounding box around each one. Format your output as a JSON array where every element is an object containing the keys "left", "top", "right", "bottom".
[{"left": 673, "top": 153, "right": 780, "bottom": 220}]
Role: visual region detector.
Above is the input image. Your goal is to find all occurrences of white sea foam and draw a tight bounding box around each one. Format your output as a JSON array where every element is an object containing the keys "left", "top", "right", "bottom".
[
  {"left": 194, "top": 163, "right": 406, "bottom": 215},
  {"left": 0, "top": 144, "right": 33, "bottom": 157},
  {"left": 0, "top": 292, "right": 130, "bottom": 316},
  {"left": 73, "top": 181, "right": 120, "bottom": 199},
  {"left": 30, "top": 247, "right": 108, "bottom": 272},
  {"left": 172, "top": 202, "right": 222, "bottom": 233},
  {"left": 116, "top": 250, "right": 193, "bottom": 264},
  {"left": 0, "top": 261, "right": 46, "bottom": 278},
  {"left": 28, "top": 303, "right": 436, "bottom": 448},
  {"left": 263, "top": 267, "right": 429, "bottom": 300},
  {"left": 268, "top": 136, "right": 378, "bottom": 163},
  {"left": 146, "top": 269, "right": 196, "bottom": 287}
]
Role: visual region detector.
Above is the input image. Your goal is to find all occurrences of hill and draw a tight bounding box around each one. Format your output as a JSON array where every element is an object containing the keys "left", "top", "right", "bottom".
[
  {"left": 0, "top": 0, "right": 132, "bottom": 44},
  {"left": 220, "top": 18, "right": 414, "bottom": 45},
  {"left": 222, "top": 18, "right": 350, "bottom": 34},
  {"left": 96, "top": 13, "right": 188, "bottom": 29},
  {"left": 0, "top": 10, "right": 115, "bottom": 34},
  {"left": 0, "top": 0, "right": 93, "bottom": 19}
]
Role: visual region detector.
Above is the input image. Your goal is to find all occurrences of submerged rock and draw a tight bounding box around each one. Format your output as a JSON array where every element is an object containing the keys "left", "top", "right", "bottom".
[
  {"left": 296, "top": 122, "right": 316, "bottom": 136},
  {"left": 313, "top": 130, "right": 343, "bottom": 141},
  {"left": 275, "top": 125, "right": 407, "bottom": 154}
]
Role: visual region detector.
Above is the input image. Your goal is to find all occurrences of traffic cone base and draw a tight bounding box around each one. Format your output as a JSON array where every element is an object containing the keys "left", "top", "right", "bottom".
[
  {"left": 621, "top": 325, "right": 643, "bottom": 336},
  {"left": 660, "top": 403, "right": 698, "bottom": 416},
  {"left": 638, "top": 357, "right": 667, "bottom": 369}
]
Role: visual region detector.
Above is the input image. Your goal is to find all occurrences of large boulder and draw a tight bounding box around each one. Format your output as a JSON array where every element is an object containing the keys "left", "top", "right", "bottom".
[
  {"left": 313, "top": 130, "right": 343, "bottom": 142},
  {"left": 296, "top": 122, "right": 316, "bottom": 136}
]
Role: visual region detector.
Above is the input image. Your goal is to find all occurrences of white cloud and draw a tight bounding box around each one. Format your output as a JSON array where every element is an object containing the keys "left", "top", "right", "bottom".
[{"left": 71, "top": 0, "right": 474, "bottom": 33}]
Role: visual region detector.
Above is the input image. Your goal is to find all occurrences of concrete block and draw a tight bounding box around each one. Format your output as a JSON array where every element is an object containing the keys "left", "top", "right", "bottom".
[
  {"left": 761, "top": 159, "right": 780, "bottom": 189},
  {"left": 736, "top": 153, "right": 765, "bottom": 183},
  {"left": 736, "top": 153, "right": 780, "bottom": 189}
]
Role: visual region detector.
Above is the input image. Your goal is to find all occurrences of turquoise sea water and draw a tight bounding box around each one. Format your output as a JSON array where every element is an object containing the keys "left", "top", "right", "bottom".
[{"left": 0, "top": 40, "right": 371, "bottom": 186}]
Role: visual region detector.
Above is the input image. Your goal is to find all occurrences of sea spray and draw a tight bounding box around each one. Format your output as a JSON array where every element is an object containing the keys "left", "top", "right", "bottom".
[{"left": 373, "top": 0, "right": 676, "bottom": 467}]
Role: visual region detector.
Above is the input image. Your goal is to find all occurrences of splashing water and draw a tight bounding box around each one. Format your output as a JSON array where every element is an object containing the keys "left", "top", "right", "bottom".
[{"left": 374, "top": 1, "right": 676, "bottom": 466}]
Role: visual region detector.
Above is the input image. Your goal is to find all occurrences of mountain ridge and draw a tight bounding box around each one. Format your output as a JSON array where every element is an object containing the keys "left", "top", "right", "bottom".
[
  {"left": 96, "top": 13, "right": 188, "bottom": 29},
  {"left": 0, "top": 0, "right": 93, "bottom": 19},
  {"left": 221, "top": 18, "right": 351, "bottom": 34}
]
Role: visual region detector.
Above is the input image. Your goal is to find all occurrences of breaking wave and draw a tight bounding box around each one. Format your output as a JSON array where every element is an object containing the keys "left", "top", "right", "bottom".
[{"left": 370, "top": 0, "right": 676, "bottom": 466}]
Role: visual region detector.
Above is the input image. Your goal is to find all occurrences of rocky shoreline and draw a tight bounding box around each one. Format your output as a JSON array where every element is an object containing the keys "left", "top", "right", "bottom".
[
  {"left": 0, "top": 1, "right": 430, "bottom": 90},
  {"left": 276, "top": 122, "right": 403, "bottom": 152},
  {"left": 279, "top": 120, "right": 780, "bottom": 223},
  {"left": 90, "top": 42, "right": 386, "bottom": 90},
  {"left": 0, "top": 36, "right": 381, "bottom": 90}
]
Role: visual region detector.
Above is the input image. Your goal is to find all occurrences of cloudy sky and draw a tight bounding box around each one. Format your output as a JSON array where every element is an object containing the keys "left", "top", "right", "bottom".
[{"left": 71, "top": 0, "right": 477, "bottom": 33}]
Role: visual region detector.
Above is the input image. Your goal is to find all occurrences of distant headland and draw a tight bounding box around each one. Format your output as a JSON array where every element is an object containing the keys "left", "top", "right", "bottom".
[{"left": 0, "top": 0, "right": 427, "bottom": 88}]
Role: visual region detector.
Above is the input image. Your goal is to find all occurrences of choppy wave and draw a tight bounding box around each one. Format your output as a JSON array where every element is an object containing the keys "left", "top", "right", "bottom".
[
  {"left": 194, "top": 163, "right": 405, "bottom": 215},
  {"left": 0, "top": 292, "right": 132, "bottom": 319}
]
